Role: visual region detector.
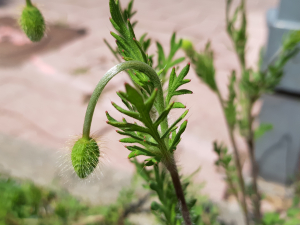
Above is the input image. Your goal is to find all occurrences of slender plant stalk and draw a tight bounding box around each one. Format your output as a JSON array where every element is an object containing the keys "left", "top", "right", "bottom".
[
  {"left": 246, "top": 101, "right": 262, "bottom": 222},
  {"left": 82, "top": 61, "right": 166, "bottom": 139},
  {"left": 166, "top": 160, "right": 192, "bottom": 225},
  {"left": 238, "top": 0, "right": 247, "bottom": 71},
  {"left": 225, "top": 168, "right": 239, "bottom": 202},
  {"left": 226, "top": 0, "right": 262, "bottom": 221},
  {"left": 216, "top": 91, "right": 249, "bottom": 225},
  {"left": 81, "top": 60, "right": 192, "bottom": 225},
  {"left": 261, "top": 47, "right": 282, "bottom": 73},
  {"left": 225, "top": 0, "right": 247, "bottom": 72},
  {"left": 26, "top": 0, "right": 32, "bottom": 6}
]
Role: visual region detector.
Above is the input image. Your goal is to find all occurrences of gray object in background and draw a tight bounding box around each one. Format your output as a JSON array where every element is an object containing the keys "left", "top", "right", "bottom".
[
  {"left": 257, "top": 0, "right": 300, "bottom": 185},
  {"left": 256, "top": 94, "right": 300, "bottom": 184},
  {"left": 263, "top": 0, "right": 300, "bottom": 94}
]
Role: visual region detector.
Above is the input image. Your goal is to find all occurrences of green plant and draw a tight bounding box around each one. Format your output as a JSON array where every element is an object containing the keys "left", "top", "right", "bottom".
[
  {"left": 0, "top": 172, "right": 154, "bottom": 225},
  {"left": 260, "top": 196, "right": 300, "bottom": 225},
  {"left": 0, "top": 173, "right": 87, "bottom": 225},
  {"left": 19, "top": 0, "right": 300, "bottom": 224},
  {"left": 51, "top": 0, "right": 193, "bottom": 223},
  {"left": 183, "top": 0, "right": 300, "bottom": 224},
  {"left": 132, "top": 159, "right": 221, "bottom": 225},
  {"left": 19, "top": 0, "right": 218, "bottom": 224}
]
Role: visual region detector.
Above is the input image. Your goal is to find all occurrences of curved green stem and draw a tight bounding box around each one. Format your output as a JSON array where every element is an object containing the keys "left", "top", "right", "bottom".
[
  {"left": 26, "top": 0, "right": 33, "bottom": 6},
  {"left": 82, "top": 61, "right": 166, "bottom": 139}
]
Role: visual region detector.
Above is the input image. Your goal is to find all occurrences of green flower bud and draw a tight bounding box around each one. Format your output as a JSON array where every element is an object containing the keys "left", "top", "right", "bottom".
[
  {"left": 150, "top": 201, "right": 161, "bottom": 211},
  {"left": 19, "top": 4, "right": 45, "bottom": 42},
  {"left": 181, "top": 39, "right": 193, "bottom": 51},
  {"left": 182, "top": 39, "right": 195, "bottom": 57},
  {"left": 71, "top": 137, "right": 100, "bottom": 179}
]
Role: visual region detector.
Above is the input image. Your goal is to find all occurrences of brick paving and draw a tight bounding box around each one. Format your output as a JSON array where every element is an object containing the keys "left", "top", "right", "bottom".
[{"left": 0, "top": 0, "right": 277, "bottom": 206}]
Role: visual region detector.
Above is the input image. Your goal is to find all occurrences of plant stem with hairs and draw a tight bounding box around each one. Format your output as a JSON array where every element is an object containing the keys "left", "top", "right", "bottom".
[
  {"left": 25, "top": 0, "right": 32, "bottom": 6},
  {"left": 182, "top": 39, "right": 249, "bottom": 224},
  {"left": 245, "top": 99, "right": 262, "bottom": 222},
  {"left": 216, "top": 90, "right": 249, "bottom": 225},
  {"left": 81, "top": 61, "right": 167, "bottom": 140}
]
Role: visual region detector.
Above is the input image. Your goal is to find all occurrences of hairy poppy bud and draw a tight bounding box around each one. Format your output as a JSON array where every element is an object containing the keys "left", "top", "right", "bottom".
[
  {"left": 71, "top": 137, "right": 100, "bottom": 179},
  {"left": 150, "top": 201, "right": 161, "bottom": 211},
  {"left": 19, "top": 3, "right": 45, "bottom": 42},
  {"left": 181, "top": 39, "right": 195, "bottom": 58}
]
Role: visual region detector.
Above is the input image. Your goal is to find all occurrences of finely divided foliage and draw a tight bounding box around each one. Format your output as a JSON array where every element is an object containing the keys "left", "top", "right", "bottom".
[
  {"left": 106, "top": 83, "right": 189, "bottom": 164},
  {"left": 183, "top": 0, "right": 300, "bottom": 224},
  {"left": 107, "top": 0, "right": 192, "bottom": 165},
  {"left": 93, "top": 0, "right": 196, "bottom": 223}
]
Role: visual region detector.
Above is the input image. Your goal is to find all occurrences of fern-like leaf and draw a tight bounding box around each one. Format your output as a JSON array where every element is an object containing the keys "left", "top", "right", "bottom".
[{"left": 166, "top": 64, "right": 192, "bottom": 104}]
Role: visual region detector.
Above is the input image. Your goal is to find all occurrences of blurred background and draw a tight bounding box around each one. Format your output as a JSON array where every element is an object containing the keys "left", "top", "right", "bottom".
[{"left": 1, "top": 0, "right": 297, "bottom": 224}]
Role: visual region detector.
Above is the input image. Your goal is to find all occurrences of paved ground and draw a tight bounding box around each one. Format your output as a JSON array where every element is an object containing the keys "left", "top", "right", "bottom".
[{"left": 0, "top": 0, "right": 279, "bottom": 222}]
